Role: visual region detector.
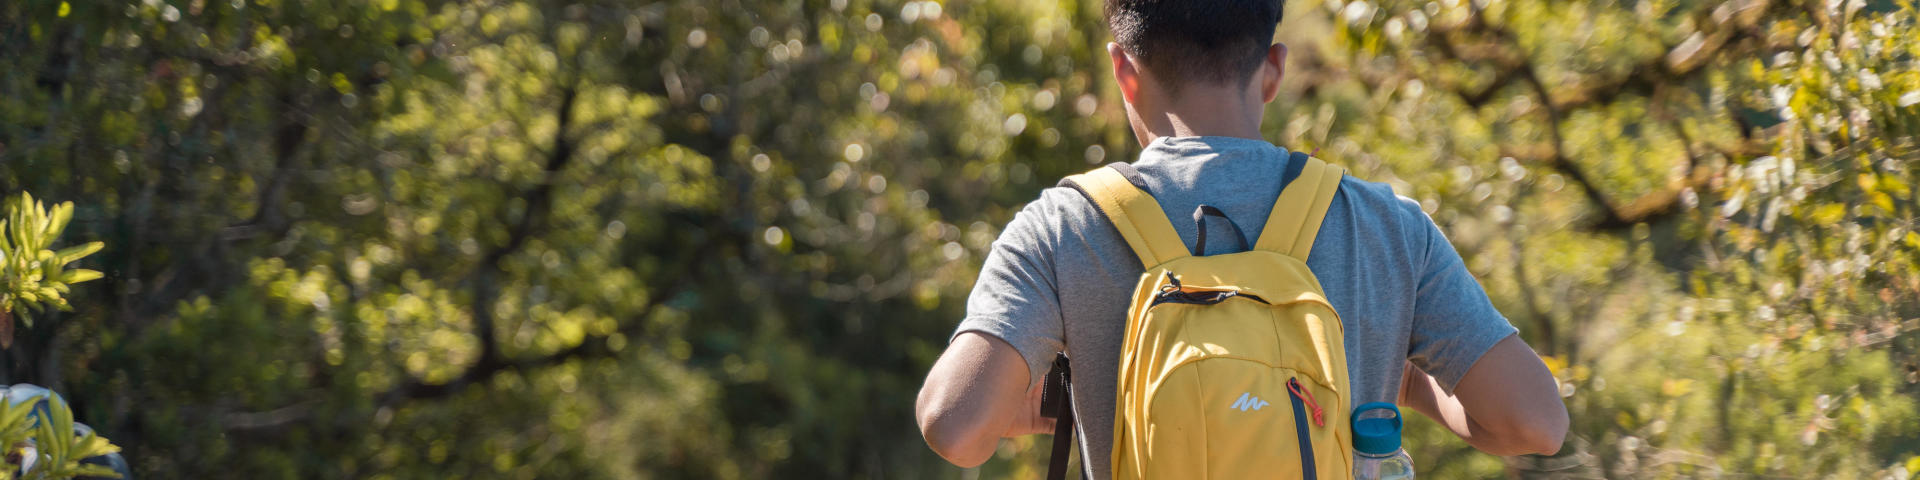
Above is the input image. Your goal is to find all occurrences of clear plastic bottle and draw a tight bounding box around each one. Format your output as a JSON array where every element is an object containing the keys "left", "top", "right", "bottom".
[{"left": 1351, "top": 402, "right": 1415, "bottom": 480}]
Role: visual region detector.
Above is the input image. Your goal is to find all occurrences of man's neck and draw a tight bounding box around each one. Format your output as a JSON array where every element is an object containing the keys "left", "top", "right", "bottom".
[{"left": 1136, "top": 86, "right": 1267, "bottom": 144}]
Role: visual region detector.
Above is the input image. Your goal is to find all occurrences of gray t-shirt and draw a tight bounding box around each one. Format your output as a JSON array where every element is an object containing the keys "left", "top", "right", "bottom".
[{"left": 954, "top": 136, "right": 1517, "bottom": 479}]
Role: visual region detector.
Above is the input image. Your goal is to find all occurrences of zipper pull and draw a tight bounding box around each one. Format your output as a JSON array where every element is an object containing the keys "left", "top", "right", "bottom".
[
  {"left": 1156, "top": 274, "right": 1183, "bottom": 302},
  {"left": 1287, "top": 378, "right": 1325, "bottom": 427}
]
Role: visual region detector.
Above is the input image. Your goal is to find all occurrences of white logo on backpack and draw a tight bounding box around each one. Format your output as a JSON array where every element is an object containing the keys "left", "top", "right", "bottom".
[{"left": 1229, "top": 392, "right": 1270, "bottom": 412}]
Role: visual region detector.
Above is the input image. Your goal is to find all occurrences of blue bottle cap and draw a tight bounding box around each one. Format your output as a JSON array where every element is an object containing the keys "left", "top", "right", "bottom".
[{"left": 1351, "top": 402, "right": 1403, "bottom": 454}]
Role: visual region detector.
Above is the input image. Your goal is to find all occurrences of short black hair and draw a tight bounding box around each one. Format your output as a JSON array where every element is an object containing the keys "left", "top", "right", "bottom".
[{"left": 1104, "top": 0, "right": 1284, "bottom": 93}]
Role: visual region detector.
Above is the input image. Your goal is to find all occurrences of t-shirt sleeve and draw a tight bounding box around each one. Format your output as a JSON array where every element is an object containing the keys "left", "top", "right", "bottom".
[
  {"left": 952, "top": 197, "right": 1068, "bottom": 390},
  {"left": 1399, "top": 196, "right": 1519, "bottom": 392}
]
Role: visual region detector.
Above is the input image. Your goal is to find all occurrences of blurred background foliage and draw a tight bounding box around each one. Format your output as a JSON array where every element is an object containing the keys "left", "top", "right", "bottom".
[{"left": 0, "top": 0, "right": 1917, "bottom": 478}]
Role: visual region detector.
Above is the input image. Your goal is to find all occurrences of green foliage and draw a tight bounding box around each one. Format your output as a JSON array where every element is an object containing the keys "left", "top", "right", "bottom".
[
  {"left": 8, "top": 395, "right": 120, "bottom": 480},
  {"left": 0, "top": 193, "right": 104, "bottom": 330},
  {"left": 0, "top": 193, "right": 122, "bottom": 480},
  {"left": 1309, "top": 0, "right": 1920, "bottom": 477},
  {"left": 0, "top": 0, "right": 1915, "bottom": 478},
  {"left": 0, "top": 394, "right": 123, "bottom": 480}
]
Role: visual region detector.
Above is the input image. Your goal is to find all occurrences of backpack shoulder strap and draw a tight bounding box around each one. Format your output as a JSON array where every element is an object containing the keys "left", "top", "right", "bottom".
[
  {"left": 1057, "top": 163, "right": 1189, "bottom": 269},
  {"left": 1253, "top": 153, "right": 1346, "bottom": 259}
]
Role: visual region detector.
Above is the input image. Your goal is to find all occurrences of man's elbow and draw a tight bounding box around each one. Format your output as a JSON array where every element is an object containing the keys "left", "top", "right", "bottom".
[
  {"left": 1470, "top": 402, "right": 1569, "bottom": 456},
  {"left": 916, "top": 393, "right": 995, "bottom": 467},
  {"left": 1508, "top": 406, "right": 1570, "bottom": 456},
  {"left": 920, "top": 419, "right": 994, "bottom": 468}
]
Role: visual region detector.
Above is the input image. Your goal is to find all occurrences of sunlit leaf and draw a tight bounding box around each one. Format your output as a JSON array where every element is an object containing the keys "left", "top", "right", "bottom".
[
  {"left": 49, "top": 243, "right": 100, "bottom": 267},
  {"left": 55, "top": 270, "right": 100, "bottom": 285}
]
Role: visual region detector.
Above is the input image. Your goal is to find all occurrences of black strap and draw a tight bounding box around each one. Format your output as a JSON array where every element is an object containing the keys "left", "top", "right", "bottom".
[
  {"left": 1105, "top": 162, "right": 1152, "bottom": 193},
  {"left": 1042, "top": 353, "right": 1077, "bottom": 480},
  {"left": 1191, "top": 205, "right": 1250, "bottom": 256},
  {"left": 1282, "top": 150, "right": 1309, "bottom": 189},
  {"left": 1057, "top": 162, "right": 1152, "bottom": 194}
]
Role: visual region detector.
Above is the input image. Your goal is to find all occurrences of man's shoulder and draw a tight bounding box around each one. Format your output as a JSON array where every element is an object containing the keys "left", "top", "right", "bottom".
[
  {"left": 1335, "top": 171, "right": 1431, "bottom": 220},
  {"left": 1035, "top": 185, "right": 1119, "bottom": 246},
  {"left": 1024, "top": 182, "right": 1109, "bottom": 223},
  {"left": 988, "top": 185, "right": 1112, "bottom": 251}
]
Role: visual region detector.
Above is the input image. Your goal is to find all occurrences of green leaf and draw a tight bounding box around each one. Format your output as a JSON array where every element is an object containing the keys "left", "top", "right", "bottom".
[
  {"left": 56, "top": 270, "right": 100, "bottom": 285},
  {"left": 7, "top": 200, "right": 26, "bottom": 257},
  {"left": 41, "top": 202, "right": 70, "bottom": 244},
  {"left": 29, "top": 200, "right": 47, "bottom": 254},
  {"left": 69, "top": 433, "right": 118, "bottom": 460},
  {"left": 32, "top": 411, "right": 57, "bottom": 468},
  {"left": 69, "top": 464, "right": 122, "bottom": 479},
  {"left": 50, "top": 242, "right": 101, "bottom": 267},
  {"left": 48, "top": 397, "right": 74, "bottom": 466},
  {"left": 0, "top": 399, "right": 31, "bottom": 435},
  {"left": 1873, "top": 192, "right": 1897, "bottom": 214},
  {"left": 1811, "top": 204, "right": 1848, "bottom": 225}
]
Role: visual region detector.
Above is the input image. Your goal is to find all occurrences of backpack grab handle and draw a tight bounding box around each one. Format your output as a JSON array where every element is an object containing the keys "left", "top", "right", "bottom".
[{"left": 1191, "top": 205, "right": 1249, "bottom": 256}]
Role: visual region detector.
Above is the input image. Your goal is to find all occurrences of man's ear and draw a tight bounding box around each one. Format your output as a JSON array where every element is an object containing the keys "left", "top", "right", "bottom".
[
  {"left": 1258, "top": 43, "right": 1289, "bottom": 104},
  {"left": 1109, "top": 42, "right": 1142, "bottom": 105}
]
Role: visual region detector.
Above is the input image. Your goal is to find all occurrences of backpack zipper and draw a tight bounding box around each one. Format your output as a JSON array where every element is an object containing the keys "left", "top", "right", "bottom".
[
  {"left": 1288, "top": 377, "right": 1320, "bottom": 479},
  {"left": 1150, "top": 274, "right": 1270, "bottom": 306}
]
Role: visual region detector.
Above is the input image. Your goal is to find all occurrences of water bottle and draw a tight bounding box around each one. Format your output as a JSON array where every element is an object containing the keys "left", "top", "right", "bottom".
[{"left": 1351, "top": 402, "right": 1415, "bottom": 480}]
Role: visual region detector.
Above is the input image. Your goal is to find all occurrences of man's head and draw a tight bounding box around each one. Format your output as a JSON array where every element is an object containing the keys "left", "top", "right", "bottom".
[{"left": 1104, "top": 0, "right": 1288, "bottom": 143}]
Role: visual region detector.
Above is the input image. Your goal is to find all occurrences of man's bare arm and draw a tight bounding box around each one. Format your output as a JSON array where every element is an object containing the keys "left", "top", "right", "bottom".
[
  {"left": 1397, "top": 333, "right": 1569, "bottom": 456},
  {"left": 916, "top": 332, "right": 1054, "bottom": 467}
]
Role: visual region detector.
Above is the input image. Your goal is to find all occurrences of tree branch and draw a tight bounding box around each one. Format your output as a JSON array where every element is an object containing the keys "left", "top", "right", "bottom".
[
  {"left": 373, "top": 238, "right": 711, "bottom": 406},
  {"left": 474, "top": 84, "right": 579, "bottom": 373},
  {"left": 1414, "top": 0, "right": 1779, "bottom": 231},
  {"left": 220, "top": 91, "right": 307, "bottom": 242}
]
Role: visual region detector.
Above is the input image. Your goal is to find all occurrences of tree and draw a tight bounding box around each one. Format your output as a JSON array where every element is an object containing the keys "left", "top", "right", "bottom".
[
  {"left": 3, "top": 0, "right": 1115, "bottom": 476},
  {"left": 1292, "top": 0, "right": 1920, "bottom": 476}
]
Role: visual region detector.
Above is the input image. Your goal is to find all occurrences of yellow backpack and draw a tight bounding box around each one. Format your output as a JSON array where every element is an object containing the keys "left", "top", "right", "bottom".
[{"left": 1047, "top": 153, "right": 1353, "bottom": 480}]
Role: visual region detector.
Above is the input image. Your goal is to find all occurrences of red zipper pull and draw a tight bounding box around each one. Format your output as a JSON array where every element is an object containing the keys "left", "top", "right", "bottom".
[{"left": 1287, "top": 378, "right": 1325, "bottom": 427}]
